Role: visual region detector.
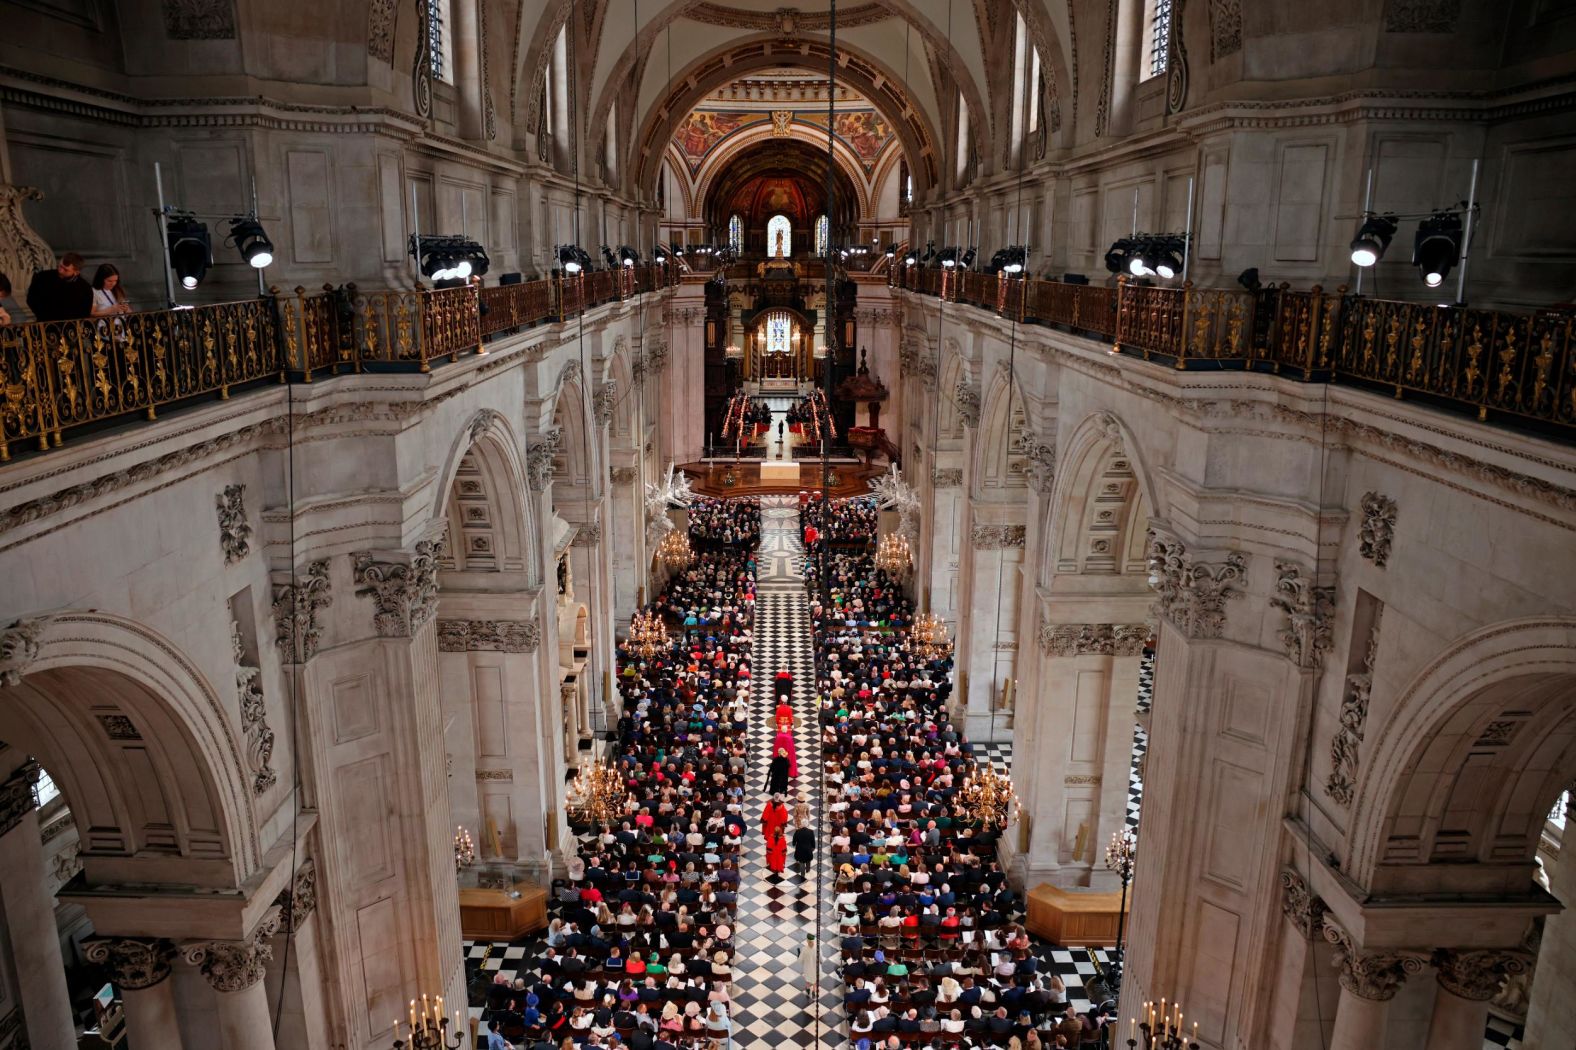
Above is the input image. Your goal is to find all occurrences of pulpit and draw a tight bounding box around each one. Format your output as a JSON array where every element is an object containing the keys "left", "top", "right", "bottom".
[
  {"left": 1026, "top": 883, "right": 1130, "bottom": 946},
  {"left": 459, "top": 883, "right": 548, "bottom": 941}
]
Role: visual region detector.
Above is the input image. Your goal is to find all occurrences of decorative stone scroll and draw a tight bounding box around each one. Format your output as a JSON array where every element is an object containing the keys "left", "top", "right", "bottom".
[
  {"left": 572, "top": 524, "right": 603, "bottom": 547},
  {"left": 162, "top": 0, "right": 237, "bottom": 39},
  {"left": 1327, "top": 605, "right": 1382, "bottom": 808},
  {"left": 352, "top": 535, "right": 444, "bottom": 637},
  {"left": 1146, "top": 531, "right": 1248, "bottom": 639},
  {"left": 272, "top": 560, "right": 332, "bottom": 664},
  {"left": 954, "top": 380, "right": 982, "bottom": 429},
  {"left": 970, "top": 524, "right": 1027, "bottom": 549},
  {"left": 593, "top": 383, "right": 618, "bottom": 426},
  {"left": 1039, "top": 623, "right": 1149, "bottom": 657},
  {"left": 437, "top": 620, "right": 542, "bottom": 653},
  {"left": 0, "top": 184, "right": 55, "bottom": 291},
  {"left": 526, "top": 430, "right": 563, "bottom": 492},
  {"left": 0, "top": 760, "right": 39, "bottom": 836},
  {"left": 1433, "top": 948, "right": 1528, "bottom": 1002},
  {"left": 646, "top": 340, "right": 670, "bottom": 372},
  {"left": 1323, "top": 919, "right": 1424, "bottom": 1001},
  {"left": 1270, "top": 561, "right": 1336, "bottom": 669},
  {"left": 1024, "top": 439, "right": 1056, "bottom": 494},
  {"left": 274, "top": 860, "right": 318, "bottom": 930},
  {"left": 0, "top": 616, "right": 50, "bottom": 687},
  {"left": 367, "top": 0, "right": 397, "bottom": 62},
  {"left": 610, "top": 467, "right": 640, "bottom": 485},
  {"left": 1279, "top": 868, "right": 1327, "bottom": 940},
  {"left": 183, "top": 910, "right": 282, "bottom": 993},
  {"left": 1358, "top": 492, "right": 1397, "bottom": 568},
  {"left": 84, "top": 938, "right": 179, "bottom": 990},
  {"left": 216, "top": 484, "right": 252, "bottom": 564},
  {"left": 232, "top": 621, "right": 277, "bottom": 796},
  {"left": 931, "top": 468, "right": 963, "bottom": 488}
]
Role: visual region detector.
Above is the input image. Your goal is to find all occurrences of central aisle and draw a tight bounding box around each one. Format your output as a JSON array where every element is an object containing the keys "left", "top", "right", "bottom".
[{"left": 729, "top": 497, "right": 845, "bottom": 1048}]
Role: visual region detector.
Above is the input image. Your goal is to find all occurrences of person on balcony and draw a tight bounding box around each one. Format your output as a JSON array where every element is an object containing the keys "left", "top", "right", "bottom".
[
  {"left": 26, "top": 252, "right": 92, "bottom": 322},
  {"left": 90, "top": 263, "right": 132, "bottom": 318}
]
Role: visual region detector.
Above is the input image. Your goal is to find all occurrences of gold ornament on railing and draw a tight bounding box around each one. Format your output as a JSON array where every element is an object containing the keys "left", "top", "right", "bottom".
[
  {"left": 453, "top": 826, "right": 475, "bottom": 870},
  {"left": 875, "top": 531, "right": 912, "bottom": 575},
  {"left": 959, "top": 761, "right": 1019, "bottom": 829},
  {"left": 656, "top": 529, "right": 694, "bottom": 570},
  {"left": 628, "top": 609, "right": 669, "bottom": 658}
]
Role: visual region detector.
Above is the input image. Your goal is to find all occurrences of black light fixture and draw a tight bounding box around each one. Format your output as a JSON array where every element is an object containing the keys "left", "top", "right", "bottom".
[
  {"left": 1001, "top": 246, "right": 1027, "bottom": 275},
  {"left": 618, "top": 245, "right": 640, "bottom": 267},
  {"left": 937, "top": 246, "right": 959, "bottom": 269},
  {"left": 411, "top": 234, "right": 489, "bottom": 281},
  {"left": 227, "top": 217, "right": 274, "bottom": 269},
  {"left": 1349, "top": 214, "right": 1397, "bottom": 268},
  {"left": 1237, "top": 267, "right": 1262, "bottom": 292},
  {"left": 1128, "top": 239, "right": 1159, "bottom": 278},
  {"left": 166, "top": 217, "right": 212, "bottom": 290},
  {"left": 1104, "top": 237, "right": 1137, "bottom": 275},
  {"left": 883, "top": 244, "right": 896, "bottom": 258},
  {"left": 1152, "top": 236, "right": 1185, "bottom": 280},
  {"left": 600, "top": 245, "right": 618, "bottom": 270},
  {"left": 920, "top": 241, "right": 936, "bottom": 265},
  {"left": 960, "top": 247, "right": 977, "bottom": 269},
  {"left": 903, "top": 249, "right": 919, "bottom": 267},
  {"left": 1412, "top": 212, "right": 1462, "bottom": 289},
  {"left": 557, "top": 244, "right": 587, "bottom": 274}
]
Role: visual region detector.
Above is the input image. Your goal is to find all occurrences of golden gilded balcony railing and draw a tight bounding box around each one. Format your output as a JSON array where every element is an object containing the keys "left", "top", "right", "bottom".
[
  {"left": 891, "top": 264, "right": 1576, "bottom": 439},
  {"left": 1, "top": 264, "right": 678, "bottom": 460}
]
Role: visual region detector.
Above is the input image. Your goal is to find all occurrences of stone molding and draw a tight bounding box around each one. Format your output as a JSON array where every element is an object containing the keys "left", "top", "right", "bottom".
[
  {"left": 970, "top": 524, "right": 1026, "bottom": 549},
  {"left": 1146, "top": 531, "right": 1248, "bottom": 640},
  {"left": 1039, "top": 623, "right": 1149, "bottom": 657},
  {"left": 572, "top": 524, "right": 603, "bottom": 547},
  {"left": 646, "top": 340, "right": 670, "bottom": 372},
  {"left": 274, "top": 860, "right": 318, "bottom": 931},
  {"left": 352, "top": 536, "right": 444, "bottom": 638},
  {"left": 183, "top": 910, "right": 282, "bottom": 993},
  {"left": 1270, "top": 560, "right": 1336, "bottom": 669},
  {"left": 367, "top": 0, "right": 397, "bottom": 62},
  {"left": 526, "top": 429, "right": 563, "bottom": 492},
  {"left": 437, "top": 619, "right": 542, "bottom": 653},
  {"left": 1358, "top": 491, "right": 1398, "bottom": 568},
  {"left": 954, "top": 380, "right": 982, "bottom": 429},
  {"left": 1209, "top": 0, "right": 1243, "bottom": 58},
  {"left": 84, "top": 937, "right": 179, "bottom": 990},
  {"left": 1279, "top": 868, "right": 1327, "bottom": 940},
  {"left": 593, "top": 383, "right": 618, "bottom": 427},
  {"left": 1323, "top": 919, "right": 1424, "bottom": 1001},
  {"left": 1432, "top": 948, "right": 1527, "bottom": 1002},
  {"left": 1327, "top": 604, "right": 1382, "bottom": 808},
  {"left": 610, "top": 467, "right": 640, "bottom": 485},
  {"left": 0, "top": 616, "right": 50, "bottom": 688},
  {"left": 1384, "top": 0, "right": 1460, "bottom": 33},
  {"left": 231, "top": 621, "right": 277, "bottom": 797},
  {"left": 271, "top": 560, "right": 332, "bottom": 664},
  {"left": 0, "top": 760, "right": 39, "bottom": 837},
  {"left": 162, "top": 0, "right": 236, "bottom": 39},
  {"left": 931, "top": 468, "right": 963, "bottom": 488},
  {"left": 215, "top": 484, "right": 251, "bottom": 565},
  {"left": 1024, "top": 439, "right": 1056, "bottom": 494}
]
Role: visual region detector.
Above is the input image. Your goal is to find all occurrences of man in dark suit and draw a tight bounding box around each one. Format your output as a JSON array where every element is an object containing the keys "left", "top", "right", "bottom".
[{"left": 25, "top": 253, "right": 91, "bottom": 322}]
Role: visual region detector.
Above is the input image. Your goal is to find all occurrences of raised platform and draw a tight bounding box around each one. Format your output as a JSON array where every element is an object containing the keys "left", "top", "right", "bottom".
[
  {"left": 458, "top": 884, "right": 547, "bottom": 941},
  {"left": 1026, "top": 883, "right": 1129, "bottom": 947},
  {"left": 678, "top": 461, "right": 883, "bottom": 498}
]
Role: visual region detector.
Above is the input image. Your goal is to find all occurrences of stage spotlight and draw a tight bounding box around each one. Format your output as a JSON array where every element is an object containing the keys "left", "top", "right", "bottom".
[
  {"left": 937, "top": 247, "right": 959, "bottom": 268},
  {"left": 961, "top": 247, "right": 977, "bottom": 269},
  {"left": 1412, "top": 213, "right": 1462, "bottom": 289},
  {"left": 903, "top": 250, "right": 919, "bottom": 267},
  {"left": 1349, "top": 214, "right": 1397, "bottom": 268},
  {"left": 1104, "top": 238, "right": 1136, "bottom": 275},
  {"left": 1127, "top": 239, "right": 1155, "bottom": 277},
  {"left": 1237, "top": 267, "right": 1262, "bottom": 292},
  {"left": 619, "top": 246, "right": 640, "bottom": 267},
  {"left": 558, "top": 245, "right": 585, "bottom": 274},
  {"left": 1002, "top": 246, "right": 1026, "bottom": 275},
  {"left": 1153, "top": 238, "right": 1184, "bottom": 280},
  {"left": 920, "top": 241, "right": 936, "bottom": 264},
  {"left": 883, "top": 244, "right": 895, "bottom": 258},
  {"left": 601, "top": 245, "right": 618, "bottom": 270},
  {"left": 227, "top": 218, "right": 273, "bottom": 269},
  {"left": 167, "top": 217, "right": 212, "bottom": 290}
]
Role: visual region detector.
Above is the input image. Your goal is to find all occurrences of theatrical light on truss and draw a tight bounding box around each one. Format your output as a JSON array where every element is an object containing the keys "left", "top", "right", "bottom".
[
  {"left": 989, "top": 246, "right": 1028, "bottom": 276},
  {"left": 166, "top": 217, "right": 212, "bottom": 290},
  {"left": 395, "top": 995, "right": 462, "bottom": 1050},
  {"left": 959, "top": 761, "right": 1018, "bottom": 829},
  {"left": 937, "top": 246, "right": 960, "bottom": 269},
  {"left": 619, "top": 245, "right": 640, "bottom": 267},
  {"left": 557, "top": 244, "right": 589, "bottom": 274},
  {"left": 1349, "top": 214, "right": 1397, "bottom": 268},
  {"left": 903, "top": 249, "right": 919, "bottom": 268},
  {"left": 1104, "top": 237, "right": 1137, "bottom": 275},
  {"left": 920, "top": 241, "right": 937, "bottom": 265},
  {"left": 410, "top": 234, "right": 489, "bottom": 281},
  {"left": 875, "top": 531, "right": 912, "bottom": 575},
  {"left": 226, "top": 217, "right": 274, "bottom": 269},
  {"left": 960, "top": 247, "right": 977, "bottom": 269},
  {"left": 628, "top": 609, "right": 669, "bottom": 658},
  {"left": 1413, "top": 212, "right": 1463, "bottom": 289}
]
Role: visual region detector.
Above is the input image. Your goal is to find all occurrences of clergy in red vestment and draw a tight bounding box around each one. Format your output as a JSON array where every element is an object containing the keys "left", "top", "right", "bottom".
[
  {"left": 761, "top": 796, "right": 789, "bottom": 841},
  {"left": 766, "top": 827, "right": 787, "bottom": 874}
]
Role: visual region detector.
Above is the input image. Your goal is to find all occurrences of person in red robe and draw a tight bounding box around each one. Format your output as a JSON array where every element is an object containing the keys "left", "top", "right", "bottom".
[
  {"left": 775, "top": 700, "right": 795, "bottom": 733},
  {"left": 761, "top": 796, "right": 789, "bottom": 842},
  {"left": 765, "top": 826, "right": 787, "bottom": 874}
]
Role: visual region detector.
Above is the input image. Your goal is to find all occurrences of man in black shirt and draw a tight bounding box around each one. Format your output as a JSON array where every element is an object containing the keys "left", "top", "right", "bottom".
[{"left": 26, "top": 253, "right": 92, "bottom": 322}]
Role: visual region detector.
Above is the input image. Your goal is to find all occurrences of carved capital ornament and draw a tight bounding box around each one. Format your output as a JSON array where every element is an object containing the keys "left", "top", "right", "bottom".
[{"left": 84, "top": 938, "right": 179, "bottom": 990}]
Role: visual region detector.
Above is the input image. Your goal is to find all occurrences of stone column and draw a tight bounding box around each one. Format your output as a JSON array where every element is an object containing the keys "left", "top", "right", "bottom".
[
  {"left": 0, "top": 761, "right": 74, "bottom": 1050},
  {"left": 184, "top": 911, "right": 282, "bottom": 1050},
  {"left": 84, "top": 938, "right": 185, "bottom": 1050},
  {"left": 1322, "top": 920, "right": 1423, "bottom": 1050},
  {"left": 1425, "top": 950, "right": 1526, "bottom": 1050}
]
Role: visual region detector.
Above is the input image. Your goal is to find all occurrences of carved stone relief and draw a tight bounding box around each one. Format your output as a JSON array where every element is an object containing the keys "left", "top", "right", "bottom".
[
  {"left": 352, "top": 535, "right": 444, "bottom": 638},
  {"left": 1210, "top": 0, "right": 1243, "bottom": 58},
  {"left": 84, "top": 938, "right": 179, "bottom": 990},
  {"left": 1039, "top": 623, "right": 1149, "bottom": 657},
  {"left": 274, "top": 860, "right": 318, "bottom": 930},
  {"left": 1358, "top": 491, "right": 1397, "bottom": 568},
  {"left": 610, "top": 467, "right": 639, "bottom": 485},
  {"left": 368, "top": 0, "right": 398, "bottom": 62},
  {"left": 0, "top": 185, "right": 55, "bottom": 294},
  {"left": 1323, "top": 919, "right": 1424, "bottom": 1001},
  {"left": 1433, "top": 948, "right": 1528, "bottom": 1002},
  {"left": 572, "top": 524, "right": 603, "bottom": 547},
  {"left": 1146, "top": 531, "right": 1248, "bottom": 639},
  {"left": 162, "top": 0, "right": 236, "bottom": 39},
  {"left": 0, "top": 761, "right": 38, "bottom": 837},
  {"left": 526, "top": 430, "right": 563, "bottom": 492},
  {"left": 183, "top": 910, "right": 282, "bottom": 993},
  {"left": 216, "top": 484, "right": 252, "bottom": 565},
  {"left": 1279, "top": 868, "right": 1327, "bottom": 940},
  {"left": 931, "top": 468, "right": 963, "bottom": 488},
  {"left": 1384, "top": 0, "right": 1461, "bottom": 32},
  {"left": 231, "top": 621, "right": 277, "bottom": 796},
  {"left": 970, "top": 524, "right": 1027, "bottom": 549},
  {"left": 272, "top": 560, "right": 332, "bottom": 664},
  {"left": 0, "top": 617, "right": 50, "bottom": 688},
  {"left": 1270, "top": 561, "right": 1335, "bottom": 669},
  {"left": 437, "top": 619, "right": 542, "bottom": 653},
  {"left": 954, "top": 380, "right": 982, "bottom": 429},
  {"left": 1024, "top": 439, "right": 1056, "bottom": 494},
  {"left": 593, "top": 383, "right": 618, "bottom": 427},
  {"left": 1327, "top": 604, "right": 1381, "bottom": 808}
]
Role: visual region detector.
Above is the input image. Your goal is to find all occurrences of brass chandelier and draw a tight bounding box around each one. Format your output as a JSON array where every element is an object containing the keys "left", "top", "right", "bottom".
[
  {"left": 875, "top": 531, "right": 912, "bottom": 575},
  {"left": 959, "top": 760, "right": 1018, "bottom": 828},
  {"left": 568, "top": 755, "right": 627, "bottom": 828},
  {"left": 628, "top": 609, "right": 669, "bottom": 658},
  {"left": 911, "top": 611, "right": 952, "bottom": 661},
  {"left": 656, "top": 528, "right": 694, "bottom": 570}
]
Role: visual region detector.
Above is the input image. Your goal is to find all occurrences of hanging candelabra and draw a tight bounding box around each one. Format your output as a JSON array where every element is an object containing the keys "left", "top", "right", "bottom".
[
  {"left": 1105, "top": 827, "right": 1137, "bottom": 992},
  {"left": 959, "top": 760, "right": 1018, "bottom": 828},
  {"left": 656, "top": 528, "right": 694, "bottom": 570},
  {"left": 875, "top": 531, "right": 912, "bottom": 575},
  {"left": 567, "top": 754, "right": 627, "bottom": 827},
  {"left": 628, "top": 609, "right": 669, "bottom": 658},
  {"left": 394, "top": 995, "right": 462, "bottom": 1050},
  {"left": 911, "top": 611, "right": 952, "bottom": 661},
  {"left": 453, "top": 826, "right": 476, "bottom": 870},
  {"left": 1127, "top": 1001, "right": 1198, "bottom": 1050}
]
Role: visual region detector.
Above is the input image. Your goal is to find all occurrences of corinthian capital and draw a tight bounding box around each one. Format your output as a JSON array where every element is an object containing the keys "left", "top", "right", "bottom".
[
  {"left": 1323, "top": 919, "right": 1424, "bottom": 1001},
  {"left": 183, "top": 911, "right": 282, "bottom": 993},
  {"left": 84, "top": 938, "right": 178, "bottom": 990},
  {"left": 1433, "top": 948, "right": 1528, "bottom": 1002}
]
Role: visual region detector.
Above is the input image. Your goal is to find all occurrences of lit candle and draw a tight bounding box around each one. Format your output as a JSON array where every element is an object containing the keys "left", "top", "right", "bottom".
[
  {"left": 421, "top": 993, "right": 429, "bottom": 1022},
  {"left": 408, "top": 1000, "right": 416, "bottom": 1029},
  {"left": 435, "top": 996, "right": 443, "bottom": 1019},
  {"left": 1193, "top": 1021, "right": 1199, "bottom": 1042}
]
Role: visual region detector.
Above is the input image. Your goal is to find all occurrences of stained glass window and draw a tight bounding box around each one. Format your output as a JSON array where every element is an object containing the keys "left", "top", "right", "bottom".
[
  {"left": 728, "top": 214, "right": 743, "bottom": 253},
  {"left": 816, "top": 215, "right": 829, "bottom": 257},
  {"left": 766, "top": 312, "right": 792, "bottom": 354},
  {"left": 767, "top": 214, "right": 792, "bottom": 258}
]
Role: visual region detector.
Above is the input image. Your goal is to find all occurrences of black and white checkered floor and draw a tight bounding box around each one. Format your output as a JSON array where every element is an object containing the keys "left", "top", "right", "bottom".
[{"left": 461, "top": 512, "right": 1525, "bottom": 1050}]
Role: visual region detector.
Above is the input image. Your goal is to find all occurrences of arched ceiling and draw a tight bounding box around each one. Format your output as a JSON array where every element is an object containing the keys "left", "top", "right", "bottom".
[{"left": 702, "top": 139, "right": 861, "bottom": 229}]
